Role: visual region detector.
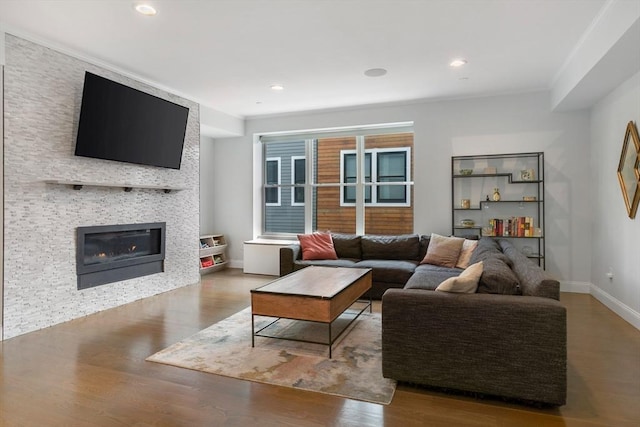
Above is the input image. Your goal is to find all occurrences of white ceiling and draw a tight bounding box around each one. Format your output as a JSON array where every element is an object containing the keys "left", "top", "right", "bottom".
[{"left": 0, "top": 0, "right": 608, "bottom": 119}]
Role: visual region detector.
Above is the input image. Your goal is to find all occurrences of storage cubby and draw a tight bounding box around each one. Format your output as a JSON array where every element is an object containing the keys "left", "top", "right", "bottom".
[{"left": 199, "top": 234, "right": 228, "bottom": 274}]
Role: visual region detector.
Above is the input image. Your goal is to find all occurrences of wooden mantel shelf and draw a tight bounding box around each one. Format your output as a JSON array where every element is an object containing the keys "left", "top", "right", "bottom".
[{"left": 43, "top": 179, "right": 188, "bottom": 193}]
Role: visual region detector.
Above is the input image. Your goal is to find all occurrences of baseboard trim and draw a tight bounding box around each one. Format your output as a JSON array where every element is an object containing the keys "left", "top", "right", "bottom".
[
  {"left": 560, "top": 281, "right": 591, "bottom": 294},
  {"left": 590, "top": 285, "right": 640, "bottom": 330}
]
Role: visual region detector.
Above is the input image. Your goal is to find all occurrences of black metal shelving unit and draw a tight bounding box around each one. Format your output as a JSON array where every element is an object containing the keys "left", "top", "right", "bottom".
[{"left": 451, "top": 152, "right": 545, "bottom": 268}]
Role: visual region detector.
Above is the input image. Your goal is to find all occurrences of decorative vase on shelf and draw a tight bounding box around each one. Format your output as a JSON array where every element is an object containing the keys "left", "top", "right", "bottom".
[{"left": 492, "top": 188, "right": 501, "bottom": 201}]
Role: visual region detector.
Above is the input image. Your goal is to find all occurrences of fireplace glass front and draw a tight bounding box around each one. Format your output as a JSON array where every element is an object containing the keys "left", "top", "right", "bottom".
[{"left": 76, "top": 222, "right": 165, "bottom": 290}]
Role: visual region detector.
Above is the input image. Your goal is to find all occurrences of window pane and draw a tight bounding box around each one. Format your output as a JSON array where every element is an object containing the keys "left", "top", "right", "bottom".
[
  {"left": 377, "top": 185, "right": 406, "bottom": 202},
  {"left": 343, "top": 152, "right": 371, "bottom": 203},
  {"left": 343, "top": 153, "right": 356, "bottom": 203},
  {"left": 378, "top": 152, "right": 406, "bottom": 181},
  {"left": 377, "top": 151, "right": 406, "bottom": 203},
  {"left": 294, "top": 159, "right": 305, "bottom": 184},
  {"left": 364, "top": 133, "right": 414, "bottom": 235},
  {"left": 293, "top": 158, "right": 305, "bottom": 204},
  {"left": 265, "top": 188, "right": 278, "bottom": 204},
  {"left": 263, "top": 141, "right": 304, "bottom": 234},
  {"left": 266, "top": 160, "right": 278, "bottom": 184},
  {"left": 264, "top": 158, "right": 280, "bottom": 205},
  {"left": 344, "top": 153, "right": 356, "bottom": 183},
  {"left": 314, "top": 137, "right": 356, "bottom": 233},
  {"left": 316, "top": 137, "right": 356, "bottom": 185},
  {"left": 364, "top": 153, "right": 372, "bottom": 203}
]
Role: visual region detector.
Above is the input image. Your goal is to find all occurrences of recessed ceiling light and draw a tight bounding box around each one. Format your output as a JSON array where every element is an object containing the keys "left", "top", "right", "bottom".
[
  {"left": 270, "top": 84, "right": 284, "bottom": 91},
  {"left": 450, "top": 59, "right": 468, "bottom": 67},
  {"left": 135, "top": 4, "right": 157, "bottom": 16},
  {"left": 364, "top": 68, "right": 387, "bottom": 77}
]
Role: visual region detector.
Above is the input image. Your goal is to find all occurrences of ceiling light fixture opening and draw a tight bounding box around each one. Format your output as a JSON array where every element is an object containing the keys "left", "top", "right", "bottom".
[
  {"left": 135, "top": 4, "right": 157, "bottom": 16},
  {"left": 450, "top": 59, "right": 468, "bottom": 67},
  {"left": 364, "top": 68, "right": 387, "bottom": 77},
  {"left": 270, "top": 84, "right": 284, "bottom": 91}
]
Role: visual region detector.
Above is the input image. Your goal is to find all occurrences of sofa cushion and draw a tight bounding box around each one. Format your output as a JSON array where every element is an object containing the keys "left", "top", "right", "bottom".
[
  {"left": 477, "top": 256, "right": 521, "bottom": 295},
  {"left": 421, "top": 233, "right": 464, "bottom": 268},
  {"left": 297, "top": 233, "right": 338, "bottom": 260},
  {"left": 455, "top": 239, "right": 478, "bottom": 269},
  {"left": 361, "top": 234, "right": 420, "bottom": 261},
  {"left": 436, "top": 261, "right": 483, "bottom": 293},
  {"left": 331, "top": 233, "right": 362, "bottom": 259},
  {"left": 404, "top": 264, "right": 462, "bottom": 290},
  {"left": 469, "top": 237, "right": 514, "bottom": 267},
  {"left": 497, "top": 239, "right": 560, "bottom": 300},
  {"left": 353, "top": 259, "right": 418, "bottom": 284}
]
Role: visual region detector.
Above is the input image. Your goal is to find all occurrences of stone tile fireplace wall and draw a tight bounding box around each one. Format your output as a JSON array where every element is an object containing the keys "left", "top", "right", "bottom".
[{"left": 2, "top": 35, "right": 200, "bottom": 339}]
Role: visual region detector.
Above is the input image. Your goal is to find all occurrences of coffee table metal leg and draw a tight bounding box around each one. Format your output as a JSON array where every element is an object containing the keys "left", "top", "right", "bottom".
[
  {"left": 251, "top": 314, "right": 255, "bottom": 348},
  {"left": 328, "top": 322, "right": 332, "bottom": 359}
]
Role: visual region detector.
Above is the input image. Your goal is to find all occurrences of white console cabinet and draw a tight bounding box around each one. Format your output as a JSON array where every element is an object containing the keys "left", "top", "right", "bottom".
[{"left": 243, "top": 239, "right": 295, "bottom": 276}]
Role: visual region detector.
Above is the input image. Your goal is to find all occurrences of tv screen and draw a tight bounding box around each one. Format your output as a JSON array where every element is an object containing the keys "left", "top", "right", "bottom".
[{"left": 75, "top": 72, "right": 189, "bottom": 169}]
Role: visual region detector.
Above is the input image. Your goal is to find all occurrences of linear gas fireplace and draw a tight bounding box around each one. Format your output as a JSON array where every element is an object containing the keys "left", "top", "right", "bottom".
[{"left": 76, "top": 222, "right": 166, "bottom": 290}]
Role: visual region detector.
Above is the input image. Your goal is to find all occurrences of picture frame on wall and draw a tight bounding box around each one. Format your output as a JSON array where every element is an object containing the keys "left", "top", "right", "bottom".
[{"left": 617, "top": 121, "right": 640, "bottom": 219}]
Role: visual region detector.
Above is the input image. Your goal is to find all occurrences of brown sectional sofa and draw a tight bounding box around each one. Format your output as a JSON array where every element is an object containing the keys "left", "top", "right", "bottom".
[{"left": 279, "top": 234, "right": 567, "bottom": 406}]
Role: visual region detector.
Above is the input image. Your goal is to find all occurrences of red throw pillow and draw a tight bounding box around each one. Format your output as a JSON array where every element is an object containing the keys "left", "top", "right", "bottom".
[{"left": 298, "top": 233, "right": 338, "bottom": 260}]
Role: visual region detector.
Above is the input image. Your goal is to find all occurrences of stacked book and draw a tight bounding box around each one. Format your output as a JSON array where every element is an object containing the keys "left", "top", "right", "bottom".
[{"left": 486, "top": 217, "right": 535, "bottom": 237}]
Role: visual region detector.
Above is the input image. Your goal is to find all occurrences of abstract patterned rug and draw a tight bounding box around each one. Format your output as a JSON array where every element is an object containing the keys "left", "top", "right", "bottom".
[{"left": 146, "top": 307, "right": 396, "bottom": 405}]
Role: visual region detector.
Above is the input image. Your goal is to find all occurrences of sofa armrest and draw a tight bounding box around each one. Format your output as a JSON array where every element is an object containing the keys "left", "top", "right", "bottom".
[
  {"left": 279, "top": 244, "right": 301, "bottom": 277},
  {"left": 382, "top": 289, "right": 566, "bottom": 405}
]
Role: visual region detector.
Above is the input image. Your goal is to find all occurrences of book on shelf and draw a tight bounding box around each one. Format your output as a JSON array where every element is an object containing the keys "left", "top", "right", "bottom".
[{"left": 486, "top": 217, "right": 534, "bottom": 237}]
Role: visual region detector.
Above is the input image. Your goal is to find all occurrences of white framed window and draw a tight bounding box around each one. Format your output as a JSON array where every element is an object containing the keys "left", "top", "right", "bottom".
[
  {"left": 265, "top": 157, "right": 281, "bottom": 206},
  {"left": 291, "top": 156, "right": 305, "bottom": 206},
  {"left": 256, "top": 124, "right": 414, "bottom": 237},
  {"left": 340, "top": 147, "right": 411, "bottom": 207}
]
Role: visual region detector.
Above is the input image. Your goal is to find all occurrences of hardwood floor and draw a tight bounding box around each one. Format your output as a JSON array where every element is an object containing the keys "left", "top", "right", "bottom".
[{"left": 1, "top": 269, "right": 639, "bottom": 426}]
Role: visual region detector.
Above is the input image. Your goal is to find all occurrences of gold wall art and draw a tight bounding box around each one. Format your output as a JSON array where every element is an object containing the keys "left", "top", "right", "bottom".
[{"left": 617, "top": 121, "right": 640, "bottom": 219}]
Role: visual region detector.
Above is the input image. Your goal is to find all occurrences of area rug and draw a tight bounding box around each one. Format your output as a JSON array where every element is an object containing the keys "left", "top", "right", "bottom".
[{"left": 146, "top": 307, "right": 396, "bottom": 405}]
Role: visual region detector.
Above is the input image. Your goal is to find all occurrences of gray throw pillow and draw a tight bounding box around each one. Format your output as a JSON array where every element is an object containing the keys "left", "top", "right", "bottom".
[{"left": 477, "top": 256, "right": 521, "bottom": 295}]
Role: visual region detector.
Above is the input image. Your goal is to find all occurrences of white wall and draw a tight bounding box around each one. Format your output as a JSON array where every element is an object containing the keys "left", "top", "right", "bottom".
[
  {"left": 589, "top": 71, "right": 640, "bottom": 328},
  {"left": 200, "top": 135, "right": 216, "bottom": 233},
  {"left": 201, "top": 133, "right": 254, "bottom": 268},
  {"left": 0, "top": 35, "right": 4, "bottom": 338},
  {"left": 203, "top": 91, "right": 591, "bottom": 284}
]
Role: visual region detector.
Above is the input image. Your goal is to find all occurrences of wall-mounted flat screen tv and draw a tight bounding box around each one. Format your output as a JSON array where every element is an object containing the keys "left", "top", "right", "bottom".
[{"left": 75, "top": 72, "right": 189, "bottom": 170}]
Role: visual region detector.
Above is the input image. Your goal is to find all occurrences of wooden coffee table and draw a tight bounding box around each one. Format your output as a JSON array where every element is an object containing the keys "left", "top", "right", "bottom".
[{"left": 250, "top": 266, "right": 372, "bottom": 358}]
